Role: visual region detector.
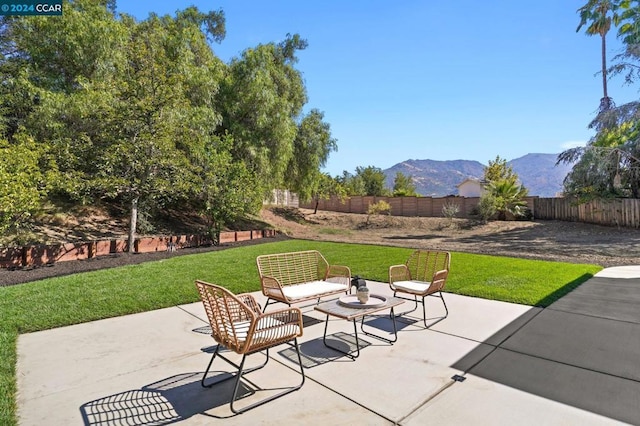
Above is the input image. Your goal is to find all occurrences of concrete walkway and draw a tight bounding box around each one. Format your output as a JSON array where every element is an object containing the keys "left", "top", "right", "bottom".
[{"left": 16, "top": 268, "right": 640, "bottom": 425}]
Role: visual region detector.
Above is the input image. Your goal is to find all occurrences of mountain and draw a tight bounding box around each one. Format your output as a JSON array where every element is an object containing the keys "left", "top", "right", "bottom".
[
  {"left": 384, "top": 159, "right": 484, "bottom": 197},
  {"left": 507, "top": 153, "right": 572, "bottom": 197},
  {"left": 383, "top": 153, "right": 572, "bottom": 197}
]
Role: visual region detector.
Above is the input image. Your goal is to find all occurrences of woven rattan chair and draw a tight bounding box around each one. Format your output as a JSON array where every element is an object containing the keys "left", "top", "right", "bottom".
[
  {"left": 195, "top": 280, "right": 305, "bottom": 414},
  {"left": 389, "top": 250, "right": 450, "bottom": 327}
]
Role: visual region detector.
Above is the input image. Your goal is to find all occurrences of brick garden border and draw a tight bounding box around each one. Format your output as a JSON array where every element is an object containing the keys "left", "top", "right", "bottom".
[{"left": 0, "top": 229, "right": 277, "bottom": 269}]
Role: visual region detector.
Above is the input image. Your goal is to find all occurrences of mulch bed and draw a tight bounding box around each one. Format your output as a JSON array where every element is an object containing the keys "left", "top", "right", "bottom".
[{"left": 0, "top": 235, "right": 289, "bottom": 287}]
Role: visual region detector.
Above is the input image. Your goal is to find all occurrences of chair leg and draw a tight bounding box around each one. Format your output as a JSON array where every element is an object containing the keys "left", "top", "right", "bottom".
[
  {"left": 201, "top": 345, "right": 222, "bottom": 388},
  {"left": 421, "top": 295, "right": 428, "bottom": 327},
  {"left": 263, "top": 298, "right": 275, "bottom": 312},
  {"left": 392, "top": 291, "right": 448, "bottom": 327},
  {"left": 229, "top": 339, "right": 306, "bottom": 414},
  {"left": 392, "top": 292, "right": 420, "bottom": 319},
  {"left": 439, "top": 291, "right": 449, "bottom": 317},
  {"left": 201, "top": 345, "right": 269, "bottom": 388},
  {"left": 422, "top": 292, "right": 449, "bottom": 327}
]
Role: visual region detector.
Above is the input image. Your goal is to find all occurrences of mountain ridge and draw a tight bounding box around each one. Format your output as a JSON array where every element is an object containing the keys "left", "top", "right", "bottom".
[{"left": 383, "top": 153, "right": 571, "bottom": 197}]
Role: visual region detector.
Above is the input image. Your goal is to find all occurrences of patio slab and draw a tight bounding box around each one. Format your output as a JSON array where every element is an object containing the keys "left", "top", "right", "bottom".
[{"left": 16, "top": 271, "right": 640, "bottom": 425}]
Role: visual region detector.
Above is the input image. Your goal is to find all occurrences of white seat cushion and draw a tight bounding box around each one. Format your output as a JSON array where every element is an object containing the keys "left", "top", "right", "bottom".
[
  {"left": 393, "top": 280, "right": 432, "bottom": 294},
  {"left": 228, "top": 317, "right": 300, "bottom": 343},
  {"left": 282, "top": 280, "right": 347, "bottom": 300}
]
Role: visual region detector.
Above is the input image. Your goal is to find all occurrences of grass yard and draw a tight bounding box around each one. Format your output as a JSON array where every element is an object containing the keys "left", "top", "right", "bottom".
[{"left": 0, "top": 239, "right": 602, "bottom": 424}]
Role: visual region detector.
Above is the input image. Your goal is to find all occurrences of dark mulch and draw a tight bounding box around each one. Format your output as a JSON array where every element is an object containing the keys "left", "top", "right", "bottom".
[{"left": 0, "top": 234, "right": 290, "bottom": 287}]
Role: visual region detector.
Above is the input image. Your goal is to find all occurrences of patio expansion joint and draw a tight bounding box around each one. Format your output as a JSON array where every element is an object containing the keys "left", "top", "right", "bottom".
[
  {"left": 176, "top": 304, "right": 209, "bottom": 325},
  {"left": 547, "top": 303, "right": 640, "bottom": 326},
  {"left": 395, "top": 379, "right": 458, "bottom": 425},
  {"left": 497, "top": 346, "right": 640, "bottom": 385},
  {"left": 391, "top": 307, "right": 551, "bottom": 424},
  {"left": 436, "top": 305, "right": 547, "bottom": 376},
  {"left": 269, "top": 352, "right": 398, "bottom": 425}
]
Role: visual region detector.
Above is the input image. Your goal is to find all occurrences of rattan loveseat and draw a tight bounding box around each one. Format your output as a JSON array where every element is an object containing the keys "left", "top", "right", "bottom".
[{"left": 256, "top": 250, "right": 351, "bottom": 310}]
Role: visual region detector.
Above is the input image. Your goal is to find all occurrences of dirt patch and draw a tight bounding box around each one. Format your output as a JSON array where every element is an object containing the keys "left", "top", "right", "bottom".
[{"left": 263, "top": 208, "right": 640, "bottom": 268}]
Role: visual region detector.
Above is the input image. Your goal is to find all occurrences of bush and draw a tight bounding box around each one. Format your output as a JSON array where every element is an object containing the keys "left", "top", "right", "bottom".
[
  {"left": 366, "top": 200, "right": 391, "bottom": 225},
  {"left": 367, "top": 200, "right": 391, "bottom": 215},
  {"left": 478, "top": 194, "right": 497, "bottom": 222},
  {"left": 442, "top": 201, "right": 460, "bottom": 219}
]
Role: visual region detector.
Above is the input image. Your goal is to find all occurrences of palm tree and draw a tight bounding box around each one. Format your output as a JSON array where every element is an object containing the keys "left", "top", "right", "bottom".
[
  {"left": 577, "top": 0, "right": 620, "bottom": 112},
  {"left": 486, "top": 179, "right": 529, "bottom": 220}
]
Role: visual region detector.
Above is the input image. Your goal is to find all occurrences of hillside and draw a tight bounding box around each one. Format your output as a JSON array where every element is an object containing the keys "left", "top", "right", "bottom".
[{"left": 383, "top": 153, "right": 572, "bottom": 197}]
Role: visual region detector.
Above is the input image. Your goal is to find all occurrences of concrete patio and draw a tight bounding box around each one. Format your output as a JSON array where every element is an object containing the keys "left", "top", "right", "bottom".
[{"left": 16, "top": 266, "right": 640, "bottom": 425}]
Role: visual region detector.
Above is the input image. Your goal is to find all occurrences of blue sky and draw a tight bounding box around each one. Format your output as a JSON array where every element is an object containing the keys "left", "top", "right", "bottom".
[{"left": 117, "top": 1, "right": 639, "bottom": 176}]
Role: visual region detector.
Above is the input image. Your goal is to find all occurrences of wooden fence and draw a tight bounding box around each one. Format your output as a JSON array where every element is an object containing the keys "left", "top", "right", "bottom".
[
  {"left": 301, "top": 196, "right": 486, "bottom": 218},
  {"left": 301, "top": 195, "right": 640, "bottom": 229},
  {"left": 302, "top": 195, "right": 537, "bottom": 219},
  {"left": 534, "top": 197, "right": 640, "bottom": 228}
]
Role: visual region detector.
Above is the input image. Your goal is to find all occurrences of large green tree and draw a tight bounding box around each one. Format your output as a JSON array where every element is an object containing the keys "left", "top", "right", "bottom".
[
  {"left": 97, "top": 9, "right": 227, "bottom": 251},
  {"left": 218, "top": 33, "right": 308, "bottom": 193},
  {"left": 559, "top": 121, "right": 640, "bottom": 198},
  {"left": 284, "top": 109, "right": 337, "bottom": 202},
  {"left": 355, "top": 166, "right": 389, "bottom": 196}
]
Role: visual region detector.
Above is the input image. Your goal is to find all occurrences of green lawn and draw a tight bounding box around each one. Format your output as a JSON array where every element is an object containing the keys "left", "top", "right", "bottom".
[{"left": 0, "top": 239, "right": 602, "bottom": 424}]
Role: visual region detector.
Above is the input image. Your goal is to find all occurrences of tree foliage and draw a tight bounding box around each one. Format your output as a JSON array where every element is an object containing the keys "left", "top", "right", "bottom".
[
  {"left": 480, "top": 155, "right": 528, "bottom": 220},
  {"left": 355, "top": 166, "right": 389, "bottom": 196},
  {"left": 392, "top": 172, "right": 417, "bottom": 196},
  {"left": 310, "top": 173, "right": 346, "bottom": 214},
  {"left": 338, "top": 170, "right": 366, "bottom": 196},
  {"left": 483, "top": 155, "right": 517, "bottom": 184},
  {"left": 0, "top": 136, "right": 45, "bottom": 236},
  {"left": 285, "top": 109, "right": 337, "bottom": 202},
  {"left": 0, "top": 1, "right": 337, "bottom": 247},
  {"left": 485, "top": 179, "right": 529, "bottom": 220},
  {"left": 218, "top": 34, "right": 308, "bottom": 193}
]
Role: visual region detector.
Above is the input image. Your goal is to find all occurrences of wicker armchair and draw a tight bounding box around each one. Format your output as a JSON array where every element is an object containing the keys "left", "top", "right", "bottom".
[
  {"left": 389, "top": 250, "right": 450, "bottom": 327},
  {"left": 195, "top": 280, "right": 305, "bottom": 414}
]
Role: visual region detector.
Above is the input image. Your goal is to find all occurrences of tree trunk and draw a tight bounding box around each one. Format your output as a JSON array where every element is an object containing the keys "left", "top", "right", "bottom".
[
  {"left": 128, "top": 196, "right": 138, "bottom": 254},
  {"left": 601, "top": 33, "right": 608, "bottom": 100},
  {"left": 314, "top": 198, "right": 319, "bottom": 214}
]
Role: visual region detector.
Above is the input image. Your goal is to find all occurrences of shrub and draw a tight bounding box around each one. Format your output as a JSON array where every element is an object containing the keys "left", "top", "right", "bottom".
[
  {"left": 478, "top": 193, "right": 498, "bottom": 222},
  {"left": 366, "top": 200, "right": 391, "bottom": 225},
  {"left": 442, "top": 201, "right": 460, "bottom": 218},
  {"left": 367, "top": 200, "right": 391, "bottom": 215}
]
